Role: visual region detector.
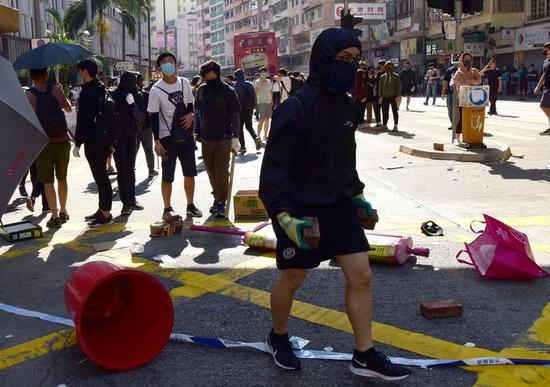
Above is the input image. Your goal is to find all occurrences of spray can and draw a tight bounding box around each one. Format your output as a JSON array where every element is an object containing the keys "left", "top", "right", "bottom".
[
  {"left": 243, "top": 232, "right": 277, "bottom": 250},
  {"left": 365, "top": 231, "right": 430, "bottom": 265}
]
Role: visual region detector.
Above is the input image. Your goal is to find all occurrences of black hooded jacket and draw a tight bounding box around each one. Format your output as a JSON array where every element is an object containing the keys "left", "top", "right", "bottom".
[
  {"left": 112, "top": 72, "right": 144, "bottom": 139},
  {"left": 194, "top": 75, "right": 240, "bottom": 141},
  {"left": 75, "top": 78, "right": 105, "bottom": 147},
  {"left": 259, "top": 28, "right": 365, "bottom": 217}
]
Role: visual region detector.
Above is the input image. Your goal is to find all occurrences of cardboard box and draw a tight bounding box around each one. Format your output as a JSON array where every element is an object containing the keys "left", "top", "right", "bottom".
[
  {"left": 233, "top": 190, "right": 268, "bottom": 219},
  {"left": 0, "top": 221, "right": 42, "bottom": 243}
]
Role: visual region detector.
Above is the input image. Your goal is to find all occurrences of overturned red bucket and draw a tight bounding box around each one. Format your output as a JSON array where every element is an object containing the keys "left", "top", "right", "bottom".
[{"left": 65, "top": 261, "right": 174, "bottom": 371}]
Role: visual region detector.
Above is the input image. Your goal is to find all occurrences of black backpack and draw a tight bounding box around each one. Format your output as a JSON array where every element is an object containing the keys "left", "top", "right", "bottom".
[
  {"left": 95, "top": 87, "right": 121, "bottom": 147},
  {"left": 29, "top": 85, "right": 67, "bottom": 138},
  {"left": 155, "top": 80, "right": 192, "bottom": 145}
]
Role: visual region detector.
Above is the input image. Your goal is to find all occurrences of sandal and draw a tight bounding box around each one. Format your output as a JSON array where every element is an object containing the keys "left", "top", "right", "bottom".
[{"left": 421, "top": 221, "right": 444, "bottom": 236}]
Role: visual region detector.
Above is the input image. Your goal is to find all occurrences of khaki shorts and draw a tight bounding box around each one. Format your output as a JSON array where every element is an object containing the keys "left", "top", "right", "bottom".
[
  {"left": 257, "top": 103, "right": 273, "bottom": 119},
  {"left": 36, "top": 141, "right": 71, "bottom": 184}
]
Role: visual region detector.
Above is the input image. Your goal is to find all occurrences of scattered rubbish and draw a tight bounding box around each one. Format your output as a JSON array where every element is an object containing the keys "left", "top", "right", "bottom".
[
  {"left": 152, "top": 255, "right": 178, "bottom": 265},
  {"left": 0, "top": 221, "right": 42, "bottom": 243},
  {"left": 234, "top": 190, "right": 268, "bottom": 220},
  {"left": 324, "top": 347, "right": 334, "bottom": 352},
  {"left": 92, "top": 238, "right": 144, "bottom": 254},
  {"left": 392, "top": 156, "right": 398, "bottom": 159},
  {"left": 421, "top": 221, "right": 444, "bottom": 237},
  {"left": 244, "top": 230, "right": 429, "bottom": 265},
  {"left": 5, "top": 334, "right": 13, "bottom": 338},
  {"left": 289, "top": 336, "right": 310, "bottom": 350},
  {"left": 452, "top": 178, "right": 459, "bottom": 181},
  {"left": 65, "top": 261, "right": 173, "bottom": 371},
  {"left": 150, "top": 220, "right": 183, "bottom": 237},
  {"left": 380, "top": 165, "right": 404, "bottom": 170},
  {"left": 464, "top": 342, "right": 476, "bottom": 347},
  {"left": 434, "top": 268, "right": 440, "bottom": 271},
  {"left": 4, "top": 302, "right": 550, "bottom": 368},
  {"left": 457, "top": 214, "right": 548, "bottom": 280},
  {"left": 420, "top": 300, "right": 464, "bottom": 320},
  {"left": 433, "top": 143, "right": 444, "bottom": 151},
  {"left": 447, "top": 166, "right": 454, "bottom": 172},
  {"left": 57, "top": 384, "right": 67, "bottom": 387}
]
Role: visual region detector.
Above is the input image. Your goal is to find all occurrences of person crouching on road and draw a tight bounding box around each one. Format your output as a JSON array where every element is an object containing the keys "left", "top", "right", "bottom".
[
  {"left": 378, "top": 62, "right": 402, "bottom": 132},
  {"left": 112, "top": 71, "right": 145, "bottom": 216},
  {"left": 259, "top": 28, "right": 411, "bottom": 382},
  {"left": 194, "top": 61, "right": 241, "bottom": 218}
]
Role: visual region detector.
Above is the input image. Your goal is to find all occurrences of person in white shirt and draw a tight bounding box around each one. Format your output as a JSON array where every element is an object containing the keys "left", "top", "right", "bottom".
[
  {"left": 147, "top": 52, "right": 203, "bottom": 220},
  {"left": 277, "top": 68, "right": 292, "bottom": 102},
  {"left": 272, "top": 77, "right": 282, "bottom": 109},
  {"left": 254, "top": 67, "right": 273, "bottom": 142}
]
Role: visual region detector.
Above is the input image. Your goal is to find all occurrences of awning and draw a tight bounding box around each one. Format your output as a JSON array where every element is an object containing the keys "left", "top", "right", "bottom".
[{"left": 0, "top": 5, "right": 19, "bottom": 33}]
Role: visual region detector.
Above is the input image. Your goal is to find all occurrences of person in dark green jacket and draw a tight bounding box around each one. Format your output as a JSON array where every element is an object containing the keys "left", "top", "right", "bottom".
[{"left": 378, "top": 62, "right": 402, "bottom": 132}]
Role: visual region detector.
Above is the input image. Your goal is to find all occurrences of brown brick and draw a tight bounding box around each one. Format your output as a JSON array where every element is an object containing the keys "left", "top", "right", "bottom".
[
  {"left": 357, "top": 208, "right": 379, "bottom": 230},
  {"left": 303, "top": 216, "right": 320, "bottom": 249},
  {"left": 420, "top": 300, "right": 464, "bottom": 320}
]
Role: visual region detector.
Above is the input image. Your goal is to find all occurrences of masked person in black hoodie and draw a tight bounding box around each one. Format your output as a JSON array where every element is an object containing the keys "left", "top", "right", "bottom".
[
  {"left": 74, "top": 59, "right": 114, "bottom": 227},
  {"left": 112, "top": 72, "right": 145, "bottom": 216},
  {"left": 195, "top": 61, "right": 241, "bottom": 218},
  {"left": 233, "top": 68, "right": 261, "bottom": 154},
  {"left": 259, "top": 28, "right": 411, "bottom": 381}
]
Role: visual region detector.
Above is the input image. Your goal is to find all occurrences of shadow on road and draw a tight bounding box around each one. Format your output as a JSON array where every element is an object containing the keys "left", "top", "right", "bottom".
[{"left": 485, "top": 161, "right": 550, "bottom": 182}]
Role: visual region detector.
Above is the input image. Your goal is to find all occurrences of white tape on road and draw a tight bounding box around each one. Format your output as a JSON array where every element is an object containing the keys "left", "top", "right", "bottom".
[{"left": 1, "top": 303, "right": 550, "bottom": 368}]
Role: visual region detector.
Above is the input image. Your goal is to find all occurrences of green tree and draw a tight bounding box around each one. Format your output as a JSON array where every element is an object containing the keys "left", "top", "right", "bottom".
[{"left": 63, "top": 0, "right": 150, "bottom": 57}]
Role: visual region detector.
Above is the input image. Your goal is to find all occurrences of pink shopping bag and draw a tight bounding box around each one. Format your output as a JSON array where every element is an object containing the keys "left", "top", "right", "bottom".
[{"left": 457, "top": 214, "right": 548, "bottom": 280}]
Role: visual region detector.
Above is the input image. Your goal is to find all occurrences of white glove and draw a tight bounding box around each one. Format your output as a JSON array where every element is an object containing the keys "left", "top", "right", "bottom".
[
  {"left": 126, "top": 93, "right": 135, "bottom": 105},
  {"left": 73, "top": 146, "right": 80, "bottom": 158},
  {"left": 231, "top": 138, "right": 241, "bottom": 153}
]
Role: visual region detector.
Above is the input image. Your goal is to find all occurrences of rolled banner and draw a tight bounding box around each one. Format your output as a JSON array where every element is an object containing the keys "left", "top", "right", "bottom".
[{"left": 2, "top": 302, "right": 550, "bottom": 369}]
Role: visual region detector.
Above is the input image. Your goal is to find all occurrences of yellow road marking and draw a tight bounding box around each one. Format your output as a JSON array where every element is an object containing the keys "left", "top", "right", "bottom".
[{"left": 0, "top": 328, "right": 76, "bottom": 369}]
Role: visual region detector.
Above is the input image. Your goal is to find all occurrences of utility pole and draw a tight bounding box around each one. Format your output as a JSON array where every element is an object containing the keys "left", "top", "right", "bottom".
[
  {"left": 257, "top": 0, "right": 262, "bottom": 31},
  {"left": 148, "top": 10, "right": 152, "bottom": 76},
  {"left": 421, "top": 0, "right": 426, "bottom": 67},
  {"left": 163, "top": 0, "right": 167, "bottom": 49},
  {"left": 454, "top": 0, "right": 463, "bottom": 58}
]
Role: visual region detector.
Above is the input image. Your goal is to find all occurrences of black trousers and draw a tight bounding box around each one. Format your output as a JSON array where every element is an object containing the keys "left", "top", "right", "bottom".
[
  {"left": 381, "top": 97, "right": 399, "bottom": 126},
  {"left": 114, "top": 136, "right": 138, "bottom": 207},
  {"left": 85, "top": 142, "right": 113, "bottom": 211},
  {"left": 374, "top": 98, "right": 382, "bottom": 123},
  {"left": 353, "top": 101, "right": 367, "bottom": 124},
  {"left": 239, "top": 109, "right": 257, "bottom": 148},
  {"left": 137, "top": 127, "right": 155, "bottom": 172},
  {"left": 489, "top": 86, "right": 498, "bottom": 114}
]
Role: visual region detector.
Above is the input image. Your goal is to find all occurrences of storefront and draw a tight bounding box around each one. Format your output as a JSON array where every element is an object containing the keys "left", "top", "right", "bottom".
[
  {"left": 425, "top": 38, "right": 454, "bottom": 67},
  {"left": 463, "top": 32, "right": 486, "bottom": 68},
  {"left": 487, "top": 29, "right": 515, "bottom": 68},
  {"left": 515, "top": 23, "right": 550, "bottom": 72},
  {"left": 400, "top": 37, "right": 417, "bottom": 61}
]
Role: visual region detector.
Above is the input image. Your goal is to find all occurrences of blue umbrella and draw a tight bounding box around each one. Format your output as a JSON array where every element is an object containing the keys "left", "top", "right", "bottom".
[{"left": 13, "top": 42, "right": 93, "bottom": 70}]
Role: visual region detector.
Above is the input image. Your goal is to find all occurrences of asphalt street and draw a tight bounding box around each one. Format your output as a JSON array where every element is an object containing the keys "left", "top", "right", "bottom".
[{"left": 1, "top": 96, "right": 550, "bottom": 386}]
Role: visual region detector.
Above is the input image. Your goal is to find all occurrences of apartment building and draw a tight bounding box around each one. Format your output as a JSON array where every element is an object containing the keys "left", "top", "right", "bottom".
[{"left": 176, "top": 11, "right": 200, "bottom": 75}]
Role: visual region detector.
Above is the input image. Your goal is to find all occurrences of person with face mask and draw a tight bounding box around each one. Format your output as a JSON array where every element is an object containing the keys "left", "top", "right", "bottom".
[
  {"left": 441, "top": 58, "right": 460, "bottom": 128},
  {"left": 378, "top": 62, "right": 402, "bottom": 132},
  {"left": 399, "top": 61, "right": 415, "bottom": 110},
  {"left": 147, "top": 52, "right": 203, "bottom": 221},
  {"left": 535, "top": 42, "right": 550, "bottom": 135},
  {"left": 254, "top": 67, "right": 273, "bottom": 141},
  {"left": 450, "top": 52, "right": 481, "bottom": 144},
  {"left": 74, "top": 59, "right": 114, "bottom": 226},
  {"left": 234, "top": 68, "right": 261, "bottom": 154},
  {"left": 111, "top": 71, "right": 145, "bottom": 216},
  {"left": 194, "top": 60, "right": 241, "bottom": 218},
  {"left": 479, "top": 60, "right": 502, "bottom": 115},
  {"left": 259, "top": 28, "right": 411, "bottom": 381}
]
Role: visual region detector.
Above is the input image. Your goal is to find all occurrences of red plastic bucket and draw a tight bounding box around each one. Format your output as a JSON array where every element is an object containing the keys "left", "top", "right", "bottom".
[{"left": 64, "top": 261, "right": 174, "bottom": 371}]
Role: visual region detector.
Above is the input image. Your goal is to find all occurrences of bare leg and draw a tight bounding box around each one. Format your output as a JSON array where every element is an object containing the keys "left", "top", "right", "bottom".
[
  {"left": 162, "top": 181, "right": 172, "bottom": 209},
  {"left": 184, "top": 176, "right": 195, "bottom": 205},
  {"left": 43, "top": 183, "right": 59, "bottom": 218},
  {"left": 337, "top": 251, "right": 374, "bottom": 351},
  {"left": 406, "top": 96, "right": 411, "bottom": 109},
  {"left": 264, "top": 118, "right": 271, "bottom": 140},
  {"left": 58, "top": 178, "right": 68, "bottom": 214},
  {"left": 271, "top": 269, "right": 307, "bottom": 334},
  {"left": 257, "top": 118, "right": 265, "bottom": 140}
]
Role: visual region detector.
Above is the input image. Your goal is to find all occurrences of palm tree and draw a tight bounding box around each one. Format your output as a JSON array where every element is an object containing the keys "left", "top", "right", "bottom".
[{"left": 63, "top": 0, "right": 150, "bottom": 58}]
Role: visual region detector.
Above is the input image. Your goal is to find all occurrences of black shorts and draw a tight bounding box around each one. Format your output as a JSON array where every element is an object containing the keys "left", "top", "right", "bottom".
[
  {"left": 541, "top": 89, "right": 550, "bottom": 108},
  {"left": 272, "top": 199, "right": 370, "bottom": 270},
  {"left": 401, "top": 88, "right": 413, "bottom": 97},
  {"left": 160, "top": 137, "right": 197, "bottom": 182}
]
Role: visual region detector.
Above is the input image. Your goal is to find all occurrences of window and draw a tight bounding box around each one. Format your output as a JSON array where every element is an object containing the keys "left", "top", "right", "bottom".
[
  {"left": 271, "top": 0, "right": 289, "bottom": 15},
  {"left": 496, "top": 0, "right": 524, "bottom": 13},
  {"left": 530, "top": 0, "right": 550, "bottom": 20}
]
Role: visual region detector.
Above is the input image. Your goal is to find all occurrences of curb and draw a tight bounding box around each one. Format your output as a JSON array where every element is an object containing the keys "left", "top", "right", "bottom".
[{"left": 399, "top": 142, "right": 512, "bottom": 162}]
